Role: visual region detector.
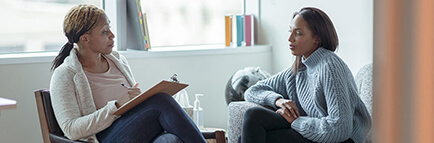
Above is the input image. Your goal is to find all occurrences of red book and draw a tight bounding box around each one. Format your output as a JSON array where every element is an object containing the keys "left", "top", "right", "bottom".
[{"left": 244, "top": 15, "right": 254, "bottom": 46}]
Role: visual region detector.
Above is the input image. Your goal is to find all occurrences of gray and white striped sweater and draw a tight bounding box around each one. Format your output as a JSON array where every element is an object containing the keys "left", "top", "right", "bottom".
[{"left": 245, "top": 48, "right": 371, "bottom": 143}]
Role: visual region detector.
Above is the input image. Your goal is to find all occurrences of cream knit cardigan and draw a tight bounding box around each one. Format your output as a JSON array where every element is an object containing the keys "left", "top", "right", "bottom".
[{"left": 50, "top": 48, "right": 136, "bottom": 142}]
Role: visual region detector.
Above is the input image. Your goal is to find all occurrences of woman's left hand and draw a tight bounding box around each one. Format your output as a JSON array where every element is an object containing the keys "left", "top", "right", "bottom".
[
  {"left": 276, "top": 98, "right": 300, "bottom": 118},
  {"left": 276, "top": 102, "right": 299, "bottom": 124}
]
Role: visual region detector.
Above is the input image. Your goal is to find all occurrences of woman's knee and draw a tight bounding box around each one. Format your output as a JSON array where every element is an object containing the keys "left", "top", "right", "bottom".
[
  {"left": 244, "top": 107, "right": 267, "bottom": 119},
  {"left": 243, "top": 107, "right": 267, "bottom": 125},
  {"left": 147, "top": 93, "right": 175, "bottom": 104},
  {"left": 150, "top": 93, "right": 173, "bottom": 101},
  {"left": 147, "top": 93, "right": 181, "bottom": 110}
]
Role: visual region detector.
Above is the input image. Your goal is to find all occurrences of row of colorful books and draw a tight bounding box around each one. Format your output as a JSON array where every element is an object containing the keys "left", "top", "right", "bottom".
[
  {"left": 127, "top": 0, "right": 151, "bottom": 50},
  {"left": 140, "top": 12, "right": 151, "bottom": 50},
  {"left": 225, "top": 14, "right": 255, "bottom": 47}
]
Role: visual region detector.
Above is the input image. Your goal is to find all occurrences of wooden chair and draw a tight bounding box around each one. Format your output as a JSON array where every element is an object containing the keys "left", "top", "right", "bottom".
[
  {"left": 202, "top": 129, "right": 226, "bottom": 143},
  {"left": 35, "top": 89, "right": 226, "bottom": 143},
  {"left": 35, "top": 89, "right": 85, "bottom": 143}
]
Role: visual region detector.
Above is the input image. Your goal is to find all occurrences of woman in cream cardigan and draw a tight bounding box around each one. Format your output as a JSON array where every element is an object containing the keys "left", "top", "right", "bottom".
[{"left": 50, "top": 4, "right": 205, "bottom": 143}]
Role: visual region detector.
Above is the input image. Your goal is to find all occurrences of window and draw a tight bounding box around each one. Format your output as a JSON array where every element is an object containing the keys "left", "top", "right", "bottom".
[
  {"left": 0, "top": 0, "right": 100, "bottom": 54},
  {"left": 140, "top": 0, "right": 242, "bottom": 47},
  {"left": 0, "top": 0, "right": 244, "bottom": 54}
]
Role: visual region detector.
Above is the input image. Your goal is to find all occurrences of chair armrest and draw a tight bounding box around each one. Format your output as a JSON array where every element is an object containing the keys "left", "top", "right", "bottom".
[
  {"left": 49, "top": 134, "right": 88, "bottom": 143},
  {"left": 227, "top": 101, "right": 266, "bottom": 143}
]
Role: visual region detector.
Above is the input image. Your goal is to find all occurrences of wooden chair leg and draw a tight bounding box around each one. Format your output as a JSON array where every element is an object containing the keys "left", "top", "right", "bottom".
[
  {"left": 214, "top": 130, "right": 226, "bottom": 143},
  {"left": 202, "top": 128, "right": 226, "bottom": 143}
]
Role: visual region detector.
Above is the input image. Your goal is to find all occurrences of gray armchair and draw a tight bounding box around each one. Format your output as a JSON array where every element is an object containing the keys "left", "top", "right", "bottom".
[
  {"left": 355, "top": 64, "right": 373, "bottom": 143},
  {"left": 226, "top": 64, "right": 373, "bottom": 143},
  {"left": 227, "top": 102, "right": 263, "bottom": 143}
]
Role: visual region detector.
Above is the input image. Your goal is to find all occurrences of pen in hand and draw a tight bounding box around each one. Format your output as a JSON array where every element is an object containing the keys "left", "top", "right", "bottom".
[
  {"left": 121, "top": 83, "right": 141, "bottom": 97},
  {"left": 121, "top": 83, "right": 131, "bottom": 89}
]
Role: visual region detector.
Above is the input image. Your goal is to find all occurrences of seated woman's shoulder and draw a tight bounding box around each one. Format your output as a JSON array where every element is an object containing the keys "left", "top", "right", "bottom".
[
  {"left": 323, "top": 52, "right": 345, "bottom": 64},
  {"left": 321, "top": 54, "right": 351, "bottom": 71},
  {"left": 110, "top": 50, "right": 121, "bottom": 58}
]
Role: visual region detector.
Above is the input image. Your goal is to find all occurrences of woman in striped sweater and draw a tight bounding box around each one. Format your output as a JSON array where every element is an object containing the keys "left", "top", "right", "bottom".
[{"left": 241, "top": 7, "right": 371, "bottom": 143}]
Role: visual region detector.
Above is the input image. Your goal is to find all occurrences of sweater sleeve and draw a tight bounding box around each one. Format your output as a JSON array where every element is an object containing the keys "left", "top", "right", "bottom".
[
  {"left": 244, "top": 68, "right": 294, "bottom": 109},
  {"left": 291, "top": 58, "right": 355, "bottom": 143},
  {"left": 50, "top": 67, "right": 119, "bottom": 140}
]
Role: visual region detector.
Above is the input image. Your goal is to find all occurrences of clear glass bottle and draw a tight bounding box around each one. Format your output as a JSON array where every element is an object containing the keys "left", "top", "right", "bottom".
[{"left": 193, "top": 94, "right": 204, "bottom": 129}]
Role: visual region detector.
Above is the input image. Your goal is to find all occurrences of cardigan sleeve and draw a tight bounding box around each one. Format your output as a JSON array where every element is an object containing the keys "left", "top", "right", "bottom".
[
  {"left": 50, "top": 66, "right": 119, "bottom": 140},
  {"left": 291, "top": 57, "right": 355, "bottom": 143},
  {"left": 244, "top": 68, "right": 295, "bottom": 109}
]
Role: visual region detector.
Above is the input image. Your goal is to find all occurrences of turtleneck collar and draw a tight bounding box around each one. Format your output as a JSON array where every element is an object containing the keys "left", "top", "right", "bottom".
[{"left": 302, "top": 47, "right": 332, "bottom": 69}]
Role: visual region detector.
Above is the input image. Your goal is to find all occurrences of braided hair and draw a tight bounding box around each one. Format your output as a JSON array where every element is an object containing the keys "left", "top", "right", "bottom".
[{"left": 51, "top": 4, "right": 105, "bottom": 71}]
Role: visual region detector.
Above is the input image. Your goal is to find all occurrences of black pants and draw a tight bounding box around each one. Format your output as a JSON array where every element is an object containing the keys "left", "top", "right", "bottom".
[{"left": 241, "top": 107, "right": 354, "bottom": 143}]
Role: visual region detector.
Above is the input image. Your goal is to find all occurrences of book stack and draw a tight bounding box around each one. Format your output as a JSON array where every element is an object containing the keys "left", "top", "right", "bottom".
[
  {"left": 225, "top": 14, "right": 255, "bottom": 47},
  {"left": 126, "top": 0, "right": 151, "bottom": 50}
]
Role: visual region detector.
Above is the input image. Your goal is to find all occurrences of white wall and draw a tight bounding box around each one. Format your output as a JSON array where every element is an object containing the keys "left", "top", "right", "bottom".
[
  {"left": 258, "top": 0, "right": 373, "bottom": 75},
  {"left": 0, "top": 48, "right": 272, "bottom": 143}
]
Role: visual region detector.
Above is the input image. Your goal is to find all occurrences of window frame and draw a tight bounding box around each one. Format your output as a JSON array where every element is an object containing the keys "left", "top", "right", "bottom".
[{"left": 0, "top": 45, "right": 271, "bottom": 65}]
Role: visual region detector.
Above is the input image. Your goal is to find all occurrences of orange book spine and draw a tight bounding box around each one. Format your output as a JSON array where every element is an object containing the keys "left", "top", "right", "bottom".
[{"left": 225, "top": 15, "right": 232, "bottom": 47}]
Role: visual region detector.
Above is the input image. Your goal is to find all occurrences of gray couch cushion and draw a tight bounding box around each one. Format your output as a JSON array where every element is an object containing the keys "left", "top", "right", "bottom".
[
  {"left": 355, "top": 63, "right": 373, "bottom": 143},
  {"left": 355, "top": 63, "right": 373, "bottom": 117}
]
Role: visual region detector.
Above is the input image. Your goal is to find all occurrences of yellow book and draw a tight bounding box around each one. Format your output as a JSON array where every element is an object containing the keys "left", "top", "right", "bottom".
[{"left": 225, "top": 15, "right": 232, "bottom": 47}]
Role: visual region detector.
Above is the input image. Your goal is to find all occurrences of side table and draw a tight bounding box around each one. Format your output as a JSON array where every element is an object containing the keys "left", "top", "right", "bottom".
[{"left": 201, "top": 128, "right": 226, "bottom": 143}]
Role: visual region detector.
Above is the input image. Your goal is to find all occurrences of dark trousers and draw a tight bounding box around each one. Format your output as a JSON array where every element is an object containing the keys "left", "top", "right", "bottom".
[
  {"left": 241, "top": 107, "right": 354, "bottom": 143},
  {"left": 96, "top": 93, "right": 206, "bottom": 143}
]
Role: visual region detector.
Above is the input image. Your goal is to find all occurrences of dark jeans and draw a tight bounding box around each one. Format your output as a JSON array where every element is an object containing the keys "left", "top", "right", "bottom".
[
  {"left": 96, "top": 93, "right": 206, "bottom": 143},
  {"left": 241, "top": 107, "right": 354, "bottom": 143}
]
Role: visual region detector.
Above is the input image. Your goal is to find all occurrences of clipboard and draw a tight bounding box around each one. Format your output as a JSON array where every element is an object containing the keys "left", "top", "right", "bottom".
[{"left": 113, "top": 80, "right": 188, "bottom": 115}]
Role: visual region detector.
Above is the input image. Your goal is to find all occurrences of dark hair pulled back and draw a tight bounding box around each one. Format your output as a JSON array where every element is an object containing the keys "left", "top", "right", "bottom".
[{"left": 290, "top": 7, "right": 339, "bottom": 75}]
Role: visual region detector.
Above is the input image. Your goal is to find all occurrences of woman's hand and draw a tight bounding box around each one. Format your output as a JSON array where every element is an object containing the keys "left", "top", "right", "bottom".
[
  {"left": 126, "top": 83, "right": 141, "bottom": 99},
  {"left": 116, "top": 83, "right": 141, "bottom": 108},
  {"left": 275, "top": 98, "right": 300, "bottom": 123}
]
